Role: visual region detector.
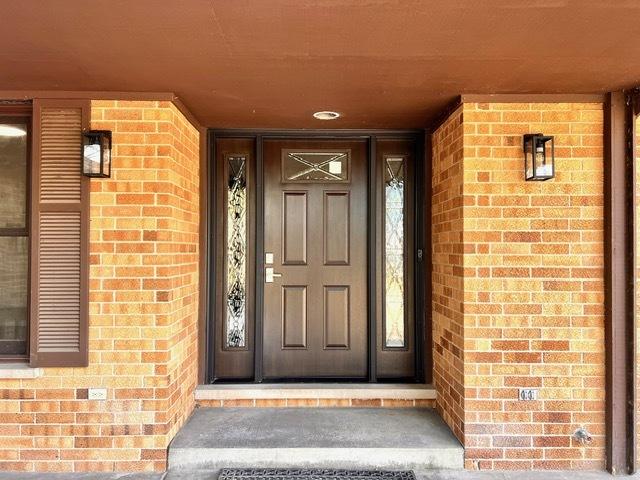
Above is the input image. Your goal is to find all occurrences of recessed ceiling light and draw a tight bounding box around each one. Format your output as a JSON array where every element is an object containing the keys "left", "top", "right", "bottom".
[
  {"left": 313, "top": 111, "right": 340, "bottom": 120},
  {"left": 0, "top": 125, "right": 26, "bottom": 137}
]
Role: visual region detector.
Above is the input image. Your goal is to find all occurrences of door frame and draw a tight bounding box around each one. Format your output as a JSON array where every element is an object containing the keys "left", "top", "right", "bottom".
[{"left": 206, "top": 129, "right": 429, "bottom": 383}]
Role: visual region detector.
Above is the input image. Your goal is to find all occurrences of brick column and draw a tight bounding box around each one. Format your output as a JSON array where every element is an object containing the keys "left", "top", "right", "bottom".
[{"left": 432, "top": 101, "right": 606, "bottom": 470}]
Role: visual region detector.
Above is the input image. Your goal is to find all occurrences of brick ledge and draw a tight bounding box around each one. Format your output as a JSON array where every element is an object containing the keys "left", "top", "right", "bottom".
[{"left": 0, "top": 363, "right": 43, "bottom": 379}]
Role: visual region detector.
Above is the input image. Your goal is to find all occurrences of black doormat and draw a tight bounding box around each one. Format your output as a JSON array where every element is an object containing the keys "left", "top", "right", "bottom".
[{"left": 218, "top": 469, "right": 416, "bottom": 480}]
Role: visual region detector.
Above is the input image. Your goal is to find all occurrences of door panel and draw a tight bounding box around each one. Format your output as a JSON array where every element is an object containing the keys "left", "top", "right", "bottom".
[
  {"left": 213, "top": 137, "right": 256, "bottom": 380},
  {"left": 323, "top": 286, "right": 350, "bottom": 349},
  {"left": 282, "top": 286, "right": 307, "bottom": 348},
  {"left": 263, "top": 139, "right": 368, "bottom": 379},
  {"left": 323, "top": 192, "right": 350, "bottom": 265},
  {"left": 376, "top": 139, "right": 416, "bottom": 379},
  {"left": 282, "top": 192, "right": 307, "bottom": 265}
]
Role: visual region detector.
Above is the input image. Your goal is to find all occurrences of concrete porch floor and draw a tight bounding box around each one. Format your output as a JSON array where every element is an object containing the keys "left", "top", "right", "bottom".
[{"left": 168, "top": 407, "right": 464, "bottom": 471}]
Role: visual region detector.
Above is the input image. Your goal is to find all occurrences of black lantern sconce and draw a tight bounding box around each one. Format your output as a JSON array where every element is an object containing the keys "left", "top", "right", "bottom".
[
  {"left": 82, "top": 130, "right": 112, "bottom": 178},
  {"left": 523, "top": 133, "right": 554, "bottom": 181}
]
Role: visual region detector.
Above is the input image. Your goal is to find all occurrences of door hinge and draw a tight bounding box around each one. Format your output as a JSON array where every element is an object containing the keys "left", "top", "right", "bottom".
[{"left": 417, "top": 248, "right": 423, "bottom": 261}]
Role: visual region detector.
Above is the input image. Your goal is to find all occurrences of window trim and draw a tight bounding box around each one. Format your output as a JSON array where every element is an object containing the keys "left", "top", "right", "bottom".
[{"left": 0, "top": 106, "right": 32, "bottom": 361}]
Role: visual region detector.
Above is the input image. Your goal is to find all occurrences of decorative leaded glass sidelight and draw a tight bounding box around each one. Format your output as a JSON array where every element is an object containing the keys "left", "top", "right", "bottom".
[
  {"left": 226, "top": 155, "right": 247, "bottom": 348},
  {"left": 384, "top": 156, "right": 405, "bottom": 348}
]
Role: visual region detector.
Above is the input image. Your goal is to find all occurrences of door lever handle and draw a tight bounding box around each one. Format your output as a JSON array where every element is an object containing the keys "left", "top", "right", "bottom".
[{"left": 265, "top": 267, "right": 282, "bottom": 283}]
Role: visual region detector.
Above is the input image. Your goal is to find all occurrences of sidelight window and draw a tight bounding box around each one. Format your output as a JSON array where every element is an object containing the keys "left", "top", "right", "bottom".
[
  {"left": 225, "top": 155, "right": 248, "bottom": 348},
  {"left": 383, "top": 156, "right": 406, "bottom": 348},
  {"left": 0, "top": 116, "right": 29, "bottom": 357}
]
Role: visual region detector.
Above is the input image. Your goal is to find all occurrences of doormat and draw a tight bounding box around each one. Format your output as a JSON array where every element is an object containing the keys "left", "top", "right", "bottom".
[{"left": 218, "top": 469, "right": 416, "bottom": 480}]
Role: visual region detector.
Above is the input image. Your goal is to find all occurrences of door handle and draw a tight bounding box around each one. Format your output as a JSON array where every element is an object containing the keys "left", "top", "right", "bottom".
[{"left": 265, "top": 267, "right": 282, "bottom": 283}]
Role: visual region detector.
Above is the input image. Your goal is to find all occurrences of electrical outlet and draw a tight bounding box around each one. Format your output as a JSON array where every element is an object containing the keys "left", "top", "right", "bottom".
[
  {"left": 88, "top": 388, "right": 107, "bottom": 400},
  {"left": 518, "top": 388, "right": 538, "bottom": 401}
]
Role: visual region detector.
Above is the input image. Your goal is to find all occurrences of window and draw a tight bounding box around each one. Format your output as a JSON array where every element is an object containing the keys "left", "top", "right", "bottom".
[
  {"left": 282, "top": 149, "right": 350, "bottom": 182},
  {"left": 0, "top": 100, "right": 88, "bottom": 367},
  {"left": 0, "top": 112, "right": 30, "bottom": 358},
  {"left": 225, "top": 155, "right": 248, "bottom": 348},
  {"left": 384, "top": 156, "right": 406, "bottom": 348}
]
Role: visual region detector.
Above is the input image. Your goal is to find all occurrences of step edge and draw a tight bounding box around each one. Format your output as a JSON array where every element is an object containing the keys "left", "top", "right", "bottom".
[
  {"left": 168, "top": 446, "right": 464, "bottom": 470},
  {"left": 169, "top": 447, "right": 464, "bottom": 452},
  {"left": 195, "top": 385, "right": 437, "bottom": 401}
]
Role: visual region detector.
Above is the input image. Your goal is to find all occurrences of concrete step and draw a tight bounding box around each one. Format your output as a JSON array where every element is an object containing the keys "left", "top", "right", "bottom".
[{"left": 168, "top": 407, "right": 464, "bottom": 472}]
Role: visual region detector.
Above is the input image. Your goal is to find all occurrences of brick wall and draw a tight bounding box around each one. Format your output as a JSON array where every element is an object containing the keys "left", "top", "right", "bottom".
[
  {"left": 432, "top": 102, "right": 605, "bottom": 470},
  {"left": 431, "top": 106, "right": 465, "bottom": 443},
  {"left": 0, "top": 100, "right": 200, "bottom": 473}
]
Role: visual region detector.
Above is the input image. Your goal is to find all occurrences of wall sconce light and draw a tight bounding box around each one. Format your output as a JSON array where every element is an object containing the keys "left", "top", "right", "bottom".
[
  {"left": 523, "top": 133, "right": 554, "bottom": 181},
  {"left": 82, "top": 130, "right": 112, "bottom": 178}
]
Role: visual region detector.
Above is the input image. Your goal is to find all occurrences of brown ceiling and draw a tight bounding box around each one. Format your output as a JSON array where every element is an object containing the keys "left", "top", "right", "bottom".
[{"left": 1, "top": 0, "right": 640, "bottom": 128}]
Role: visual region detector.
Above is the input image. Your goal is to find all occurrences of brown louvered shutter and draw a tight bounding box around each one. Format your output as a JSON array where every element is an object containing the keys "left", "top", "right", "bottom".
[{"left": 30, "top": 99, "right": 89, "bottom": 367}]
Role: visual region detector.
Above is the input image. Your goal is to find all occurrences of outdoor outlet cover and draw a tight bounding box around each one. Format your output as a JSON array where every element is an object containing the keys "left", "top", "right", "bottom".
[
  {"left": 88, "top": 388, "right": 107, "bottom": 400},
  {"left": 518, "top": 388, "right": 539, "bottom": 401}
]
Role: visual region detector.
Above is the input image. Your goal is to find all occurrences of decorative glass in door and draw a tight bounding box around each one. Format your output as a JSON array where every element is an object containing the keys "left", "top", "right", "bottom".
[
  {"left": 384, "top": 156, "right": 406, "bottom": 348},
  {"left": 225, "top": 155, "right": 247, "bottom": 348},
  {"left": 282, "top": 149, "right": 350, "bottom": 182}
]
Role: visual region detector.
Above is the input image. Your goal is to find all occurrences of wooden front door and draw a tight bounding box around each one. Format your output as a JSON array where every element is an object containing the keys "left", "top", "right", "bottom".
[{"left": 262, "top": 139, "right": 368, "bottom": 379}]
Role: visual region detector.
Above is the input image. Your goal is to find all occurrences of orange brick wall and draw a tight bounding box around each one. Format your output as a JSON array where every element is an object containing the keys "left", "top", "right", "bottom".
[
  {"left": 433, "top": 102, "right": 605, "bottom": 470},
  {"left": 431, "top": 106, "right": 466, "bottom": 443},
  {"left": 0, "top": 100, "right": 200, "bottom": 473}
]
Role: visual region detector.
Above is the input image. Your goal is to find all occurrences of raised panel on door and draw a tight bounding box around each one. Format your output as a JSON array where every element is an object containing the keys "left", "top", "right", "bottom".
[
  {"left": 282, "top": 191, "right": 307, "bottom": 265},
  {"left": 323, "top": 285, "right": 350, "bottom": 349},
  {"left": 323, "top": 192, "right": 350, "bottom": 266},
  {"left": 282, "top": 286, "right": 307, "bottom": 349}
]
